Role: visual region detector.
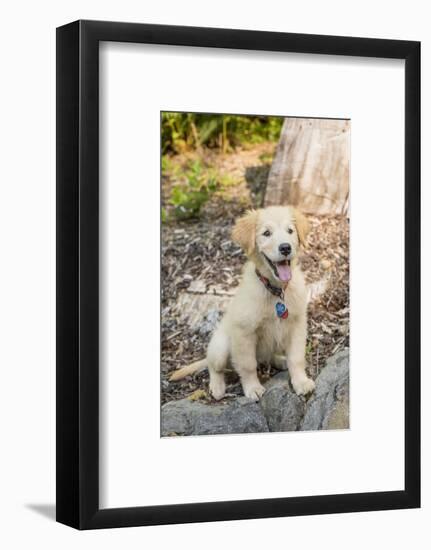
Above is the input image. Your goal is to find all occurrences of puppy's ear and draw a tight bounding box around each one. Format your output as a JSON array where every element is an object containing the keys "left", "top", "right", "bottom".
[
  {"left": 292, "top": 208, "right": 310, "bottom": 247},
  {"left": 231, "top": 210, "right": 258, "bottom": 255}
]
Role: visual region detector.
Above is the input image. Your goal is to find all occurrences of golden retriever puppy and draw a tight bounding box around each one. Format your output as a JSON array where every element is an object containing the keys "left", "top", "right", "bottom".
[{"left": 170, "top": 205, "right": 315, "bottom": 401}]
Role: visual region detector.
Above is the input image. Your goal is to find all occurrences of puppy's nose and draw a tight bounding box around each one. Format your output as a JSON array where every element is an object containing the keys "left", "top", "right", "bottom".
[{"left": 279, "top": 243, "right": 292, "bottom": 256}]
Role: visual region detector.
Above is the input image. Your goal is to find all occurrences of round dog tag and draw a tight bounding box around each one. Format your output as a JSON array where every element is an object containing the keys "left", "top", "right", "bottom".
[{"left": 276, "top": 302, "right": 289, "bottom": 319}]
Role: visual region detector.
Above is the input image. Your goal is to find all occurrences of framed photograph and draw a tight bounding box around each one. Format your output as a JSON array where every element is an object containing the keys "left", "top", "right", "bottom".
[{"left": 56, "top": 20, "right": 420, "bottom": 529}]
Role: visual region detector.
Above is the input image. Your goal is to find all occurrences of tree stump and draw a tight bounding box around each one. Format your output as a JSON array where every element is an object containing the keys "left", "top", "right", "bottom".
[{"left": 265, "top": 118, "right": 350, "bottom": 215}]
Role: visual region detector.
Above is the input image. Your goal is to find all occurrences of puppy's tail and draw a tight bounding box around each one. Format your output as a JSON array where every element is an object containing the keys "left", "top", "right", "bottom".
[{"left": 169, "top": 359, "right": 207, "bottom": 382}]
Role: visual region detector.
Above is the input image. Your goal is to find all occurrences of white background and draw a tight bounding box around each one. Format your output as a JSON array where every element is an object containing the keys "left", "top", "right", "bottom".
[
  {"left": 0, "top": 1, "right": 428, "bottom": 549},
  {"left": 100, "top": 43, "right": 404, "bottom": 508}
]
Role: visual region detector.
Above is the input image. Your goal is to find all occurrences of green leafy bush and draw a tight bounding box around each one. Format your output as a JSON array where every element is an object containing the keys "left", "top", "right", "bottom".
[
  {"left": 161, "top": 112, "right": 283, "bottom": 154},
  {"left": 169, "top": 160, "right": 217, "bottom": 220}
]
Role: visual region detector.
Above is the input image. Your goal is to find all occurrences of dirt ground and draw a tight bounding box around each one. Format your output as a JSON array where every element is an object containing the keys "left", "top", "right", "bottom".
[{"left": 161, "top": 144, "right": 349, "bottom": 404}]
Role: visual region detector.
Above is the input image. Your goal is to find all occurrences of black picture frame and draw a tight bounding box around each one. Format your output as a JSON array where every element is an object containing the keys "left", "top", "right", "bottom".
[{"left": 56, "top": 19, "right": 420, "bottom": 530}]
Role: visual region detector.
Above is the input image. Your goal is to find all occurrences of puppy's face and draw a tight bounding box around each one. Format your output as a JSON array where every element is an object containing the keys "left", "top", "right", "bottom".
[{"left": 232, "top": 206, "right": 309, "bottom": 284}]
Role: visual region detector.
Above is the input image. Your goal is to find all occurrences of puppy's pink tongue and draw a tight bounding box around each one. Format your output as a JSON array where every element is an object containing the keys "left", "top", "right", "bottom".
[{"left": 276, "top": 263, "right": 292, "bottom": 283}]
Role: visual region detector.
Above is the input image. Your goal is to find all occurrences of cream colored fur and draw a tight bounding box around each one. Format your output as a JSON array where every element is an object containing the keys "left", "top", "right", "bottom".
[{"left": 169, "top": 205, "right": 315, "bottom": 401}]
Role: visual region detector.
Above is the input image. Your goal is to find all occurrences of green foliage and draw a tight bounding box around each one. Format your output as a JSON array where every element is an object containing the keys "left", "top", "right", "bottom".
[
  {"left": 259, "top": 151, "right": 275, "bottom": 164},
  {"left": 161, "top": 112, "right": 283, "bottom": 154},
  {"left": 169, "top": 159, "right": 218, "bottom": 220},
  {"left": 161, "top": 155, "right": 171, "bottom": 173}
]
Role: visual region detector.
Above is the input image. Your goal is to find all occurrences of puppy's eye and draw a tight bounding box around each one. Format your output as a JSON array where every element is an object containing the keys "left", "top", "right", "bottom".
[
  {"left": 263, "top": 230, "right": 271, "bottom": 237},
  {"left": 287, "top": 227, "right": 294, "bottom": 234}
]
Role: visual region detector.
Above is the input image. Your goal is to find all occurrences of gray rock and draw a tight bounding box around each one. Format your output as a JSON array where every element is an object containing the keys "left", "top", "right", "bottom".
[
  {"left": 261, "top": 372, "right": 305, "bottom": 431},
  {"left": 301, "top": 349, "right": 350, "bottom": 431},
  {"left": 162, "top": 349, "right": 349, "bottom": 436},
  {"left": 161, "top": 396, "right": 268, "bottom": 436},
  {"left": 197, "top": 309, "right": 222, "bottom": 337}
]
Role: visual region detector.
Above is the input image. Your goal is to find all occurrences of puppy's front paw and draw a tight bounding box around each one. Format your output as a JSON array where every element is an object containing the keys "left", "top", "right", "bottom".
[
  {"left": 209, "top": 378, "right": 226, "bottom": 401},
  {"left": 243, "top": 381, "right": 266, "bottom": 401},
  {"left": 291, "top": 376, "right": 315, "bottom": 396}
]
